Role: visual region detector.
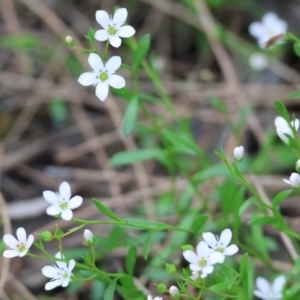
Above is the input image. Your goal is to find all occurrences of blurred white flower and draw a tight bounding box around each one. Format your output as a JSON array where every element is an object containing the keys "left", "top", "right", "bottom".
[
  {"left": 78, "top": 53, "right": 125, "bottom": 101},
  {"left": 147, "top": 296, "right": 162, "bottom": 300},
  {"left": 190, "top": 271, "right": 200, "bottom": 280},
  {"left": 283, "top": 172, "right": 300, "bottom": 188},
  {"left": 169, "top": 285, "right": 179, "bottom": 296},
  {"left": 43, "top": 181, "right": 83, "bottom": 221},
  {"left": 42, "top": 252, "right": 75, "bottom": 290},
  {"left": 183, "top": 241, "right": 222, "bottom": 279},
  {"left": 83, "top": 229, "right": 94, "bottom": 245},
  {"left": 254, "top": 276, "right": 286, "bottom": 300},
  {"left": 233, "top": 146, "right": 244, "bottom": 161},
  {"left": 202, "top": 228, "right": 239, "bottom": 263},
  {"left": 3, "top": 227, "right": 34, "bottom": 258},
  {"left": 95, "top": 8, "right": 135, "bottom": 48},
  {"left": 249, "top": 53, "right": 268, "bottom": 70},
  {"left": 249, "top": 12, "right": 287, "bottom": 48},
  {"left": 274, "top": 116, "right": 299, "bottom": 144}
]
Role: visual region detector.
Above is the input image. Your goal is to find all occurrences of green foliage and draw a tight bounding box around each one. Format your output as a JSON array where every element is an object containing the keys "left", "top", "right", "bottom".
[
  {"left": 122, "top": 96, "right": 139, "bottom": 136},
  {"left": 0, "top": 35, "right": 39, "bottom": 50},
  {"left": 274, "top": 100, "right": 290, "bottom": 121},
  {"left": 92, "top": 199, "right": 123, "bottom": 221},
  {"left": 132, "top": 34, "right": 150, "bottom": 71}
]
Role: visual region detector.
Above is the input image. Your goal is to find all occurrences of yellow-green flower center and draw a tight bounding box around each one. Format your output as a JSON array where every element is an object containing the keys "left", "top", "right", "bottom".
[
  {"left": 216, "top": 247, "right": 224, "bottom": 253},
  {"left": 61, "top": 271, "right": 68, "bottom": 279},
  {"left": 108, "top": 25, "right": 117, "bottom": 36},
  {"left": 17, "top": 243, "right": 26, "bottom": 252},
  {"left": 59, "top": 201, "right": 68, "bottom": 210},
  {"left": 198, "top": 258, "right": 207, "bottom": 268},
  {"left": 99, "top": 71, "right": 108, "bottom": 82}
]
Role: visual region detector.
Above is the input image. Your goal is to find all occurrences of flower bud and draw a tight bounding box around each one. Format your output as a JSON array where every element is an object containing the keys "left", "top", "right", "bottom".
[
  {"left": 296, "top": 159, "right": 300, "bottom": 173},
  {"left": 65, "top": 36, "right": 75, "bottom": 47},
  {"left": 83, "top": 229, "right": 94, "bottom": 245},
  {"left": 169, "top": 285, "right": 179, "bottom": 297},
  {"left": 39, "top": 230, "right": 53, "bottom": 242},
  {"left": 233, "top": 146, "right": 244, "bottom": 161}
]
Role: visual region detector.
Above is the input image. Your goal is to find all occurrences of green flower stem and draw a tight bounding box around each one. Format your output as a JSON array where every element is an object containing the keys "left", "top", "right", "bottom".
[
  {"left": 72, "top": 273, "right": 97, "bottom": 282},
  {"left": 54, "top": 224, "right": 86, "bottom": 239},
  {"left": 72, "top": 217, "right": 193, "bottom": 233},
  {"left": 103, "top": 40, "right": 110, "bottom": 59},
  {"left": 91, "top": 245, "right": 96, "bottom": 267}
]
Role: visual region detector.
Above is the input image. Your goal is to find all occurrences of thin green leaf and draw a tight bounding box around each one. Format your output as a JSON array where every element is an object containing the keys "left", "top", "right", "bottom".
[
  {"left": 272, "top": 189, "right": 293, "bottom": 207},
  {"left": 132, "top": 34, "right": 150, "bottom": 71},
  {"left": 126, "top": 246, "right": 137, "bottom": 276},
  {"left": 103, "top": 278, "right": 117, "bottom": 300},
  {"left": 294, "top": 43, "right": 300, "bottom": 57},
  {"left": 143, "top": 231, "right": 153, "bottom": 260},
  {"left": 191, "top": 215, "right": 209, "bottom": 233},
  {"left": 122, "top": 96, "right": 139, "bottom": 136},
  {"left": 287, "top": 90, "right": 300, "bottom": 100},
  {"left": 238, "top": 197, "right": 256, "bottom": 216},
  {"left": 92, "top": 199, "right": 122, "bottom": 221}
]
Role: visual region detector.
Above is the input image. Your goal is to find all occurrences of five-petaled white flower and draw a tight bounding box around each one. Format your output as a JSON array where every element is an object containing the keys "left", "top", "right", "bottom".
[
  {"left": 43, "top": 181, "right": 83, "bottom": 221},
  {"left": 283, "top": 172, "right": 300, "bottom": 188},
  {"left": 249, "top": 53, "right": 268, "bottom": 70},
  {"left": 42, "top": 252, "right": 75, "bottom": 290},
  {"left": 254, "top": 276, "right": 286, "bottom": 300},
  {"left": 147, "top": 296, "right": 162, "bottom": 300},
  {"left": 183, "top": 241, "right": 223, "bottom": 279},
  {"left": 274, "top": 116, "right": 300, "bottom": 144},
  {"left": 78, "top": 53, "right": 125, "bottom": 101},
  {"left": 249, "top": 12, "right": 287, "bottom": 48},
  {"left": 95, "top": 8, "right": 135, "bottom": 48},
  {"left": 3, "top": 227, "right": 34, "bottom": 258},
  {"left": 202, "top": 228, "right": 239, "bottom": 263},
  {"left": 233, "top": 146, "right": 244, "bottom": 161}
]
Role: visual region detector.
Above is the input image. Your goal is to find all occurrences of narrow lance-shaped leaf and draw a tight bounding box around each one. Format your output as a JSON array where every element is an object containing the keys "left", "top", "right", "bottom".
[
  {"left": 92, "top": 199, "right": 123, "bottom": 221},
  {"left": 122, "top": 96, "right": 139, "bottom": 136},
  {"left": 132, "top": 34, "right": 150, "bottom": 71}
]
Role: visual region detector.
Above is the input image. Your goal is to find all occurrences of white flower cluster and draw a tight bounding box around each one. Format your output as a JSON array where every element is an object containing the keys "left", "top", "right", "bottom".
[
  {"left": 78, "top": 8, "right": 135, "bottom": 101},
  {"left": 183, "top": 229, "right": 238, "bottom": 279},
  {"left": 2, "top": 181, "right": 83, "bottom": 290},
  {"left": 254, "top": 276, "right": 286, "bottom": 300}
]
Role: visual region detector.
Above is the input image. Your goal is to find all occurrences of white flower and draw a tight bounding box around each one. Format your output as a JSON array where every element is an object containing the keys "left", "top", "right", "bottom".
[
  {"left": 254, "top": 276, "right": 286, "bottom": 300},
  {"left": 183, "top": 241, "right": 223, "bottom": 279},
  {"left": 95, "top": 8, "right": 135, "bottom": 48},
  {"left": 274, "top": 116, "right": 300, "bottom": 144},
  {"left": 78, "top": 53, "right": 125, "bottom": 101},
  {"left": 233, "top": 146, "right": 244, "bottom": 161},
  {"left": 3, "top": 227, "right": 34, "bottom": 258},
  {"left": 43, "top": 181, "right": 83, "bottom": 221},
  {"left": 83, "top": 229, "right": 94, "bottom": 244},
  {"left": 42, "top": 252, "right": 75, "bottom": 290},
  {"left": 202, "top": 228, "right": 239, "bottom": 263},
  {"left": 169, "top": 285, "right": 179, "bottom": 296},
  {"left": 283, "top": 172, "right": 300, "bottom": 188},
  {"left": 147, "top": 296, "right": 162, "bottom": 300},
  {"left": 190, "top": 271, "right": 200, "bottom": 280},
  {"left": 249, "top": 12, "right": 287, "bottom": 48},
  {"left": 249, "top": 53, "right": 268, "bottom": 70}
]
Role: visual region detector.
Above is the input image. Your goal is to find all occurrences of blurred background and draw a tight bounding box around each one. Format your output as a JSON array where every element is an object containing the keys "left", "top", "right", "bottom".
[{"left": 1, "top": 0, "right": 300, "bottom": 298}]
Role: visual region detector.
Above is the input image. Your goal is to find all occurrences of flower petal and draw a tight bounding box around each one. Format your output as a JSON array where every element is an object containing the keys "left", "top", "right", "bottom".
[
  {"left": 45, "top": 280, "right": 62, "bottom": 290},
  {"left": 202, "top": 232, "right": 218, "bottom": 249},
  {"left": 272, "top": 275, "right": 286, "bottom": 294},
  {"left": 78, "top": 72, "right": 97, "bottom": 86},
  {"left": 189, "top": 264, "right": 201, "bottom": 271},
  {"left": 95, "top": 82, "right": 109, "bottom": 101},
  {"left": 220, "top": 228, "right": 232, "bottom": 248},
  {"left": 96, "top": 10, "right": 111, "bottom": 29},
  {"left": 61, "top": 277, "right": 71, "bottom": 287},
  {"left": 88, "top": 53, "right": 104, "bottom": 72},
  {"left": 283, "top": 178, "right": 292, "bottom": 185},
  {"left": 46, "top": 205, "right": 62, "bottom": 216},
  {"left": 202, "top": 265, "right": 214, "bottom": 275},
  {"left": 19, "top": 249, "right": 29, "bottom": 257},
  {"left": 43, "top": 191, "right": 59, "bottom": 204},
  {"left": 196, "top": 241, "right": 212, "bottom": 258},
  {"left": 95, "top": 29, "right": 109, "bottom": 42},
  {"left": 16, "top": 227, "right": 27, "bottom": 244},
  {"left": 42, "top": 265, "right": 60, "bottom": 278},
  {"left": 118, "top": 25, "right": 135, "bottom": 38},
  {"left": 207, "top": 252, "right": 223, "bottom": 266},
  {"left": 113, "top": 8, "right": 128, "bottom": 28},
  {"left": 68, "top": 196, "right": 83, "bottom": 209},
  {"left": 68, "top": 259, "right": 76, "bottom": 273},
  {"left": 293, "top": 119, "right": 300, "bottom": 131},
  {"left": 105, "top": 56, "right": 122, "bottom": 75},
  {"left": 256, "top": 277, "right": 271, "bottom": 293},
  {"left": 253, "top": 290, "right": 269, "bottom": 300},
  {"left": 223, "top": 244, "right": 239, "bottom": 256},
  {"left": 249, "top": 22, "right": 264, "bottom": 39},
  {"left": 26, "top": 234, "right": 34, "bottom": 249},
  {"left": 274, "top": 116, "right": 288, "bottom": 128},
  {"left": 183, "top": 250, "right": 198, "bottom": 265},
  {"left": 108, "top": 74, "right": 125, "bottom": 89},
  {"left": 61, "top": 209, "right": 73, "bottom": 221},
  {"left": 109, "top": 36, "right": 122, "bottom": 48},
  {"left": 3, "top": 249, "right": 20, "bottom": 258},
  {"left": 3, "top": 234, "right": 18, "bottom": 249},
  {"left": 59, "top": 182, "right": 71, "bottom": 201}
]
